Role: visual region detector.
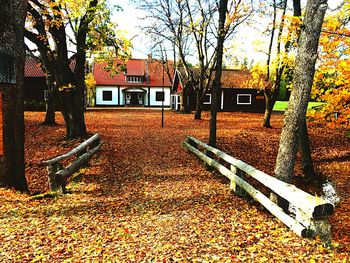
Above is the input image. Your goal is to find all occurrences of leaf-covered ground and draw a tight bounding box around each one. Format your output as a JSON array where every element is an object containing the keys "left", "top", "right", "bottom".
[{"left": 0, "top": 109, "right": 349, "bottom": 262}]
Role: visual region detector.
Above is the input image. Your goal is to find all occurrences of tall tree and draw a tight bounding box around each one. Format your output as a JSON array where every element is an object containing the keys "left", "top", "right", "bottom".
[
  {"left": 309, "top": 1, "right": 350, "bottom": 132},
  {"left": 209, "top": 0, "right": 228, "bottom": 147},
  {"left": 140, "top": 0, "right": 252, "bottom": 119},
  {"left": 262, "top": 0, "right": 287, "bottom": 128},
  {"left": 0, "top": 0, "right": 29, "bottom": 191},
  {"left": 25, "top": 0, "right": 128, "bottom": 138},
  {"left": 274, "top": 0, "right": 328, "bottom": 207}
]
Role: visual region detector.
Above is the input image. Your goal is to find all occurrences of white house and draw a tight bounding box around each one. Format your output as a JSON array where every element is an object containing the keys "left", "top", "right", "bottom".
[{"left": 93, "top": 57, "right": 173, "bottom": 108}]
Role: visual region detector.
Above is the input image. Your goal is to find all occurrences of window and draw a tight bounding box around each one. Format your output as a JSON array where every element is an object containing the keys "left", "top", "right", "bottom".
[
  {"left": 103, "top": 90, "right": 113, "bottom": 101},
  {"left": 237, "top": 94, "right": 251, "bottom": 105},
  {"left": 126, "top": 76, "right": 142, "bottom": 83},
  {"left": 156, "top": 91, "right": 165, "bottom": 101},
  {"left": 203, "top": 94, "right": 211, "bottom": 104}
]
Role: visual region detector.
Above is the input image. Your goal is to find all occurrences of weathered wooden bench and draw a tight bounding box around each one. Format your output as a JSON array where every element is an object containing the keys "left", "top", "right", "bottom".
[
  {"left": 183, "top": 136, "right": 334, "bottom": 245},
  {"left": 43, "top": 134, "right": 101, "bottom": 193}
]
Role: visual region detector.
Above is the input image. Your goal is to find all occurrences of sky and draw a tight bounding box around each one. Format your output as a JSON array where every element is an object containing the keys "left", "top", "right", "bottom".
[{"left": 110, "top": 0, "right": 344, "bottom": 65}]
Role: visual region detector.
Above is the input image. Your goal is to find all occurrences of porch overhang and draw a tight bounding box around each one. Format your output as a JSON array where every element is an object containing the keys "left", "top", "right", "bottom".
[{"left": 122, "top": 87, "right": 147, "bottom": 93}]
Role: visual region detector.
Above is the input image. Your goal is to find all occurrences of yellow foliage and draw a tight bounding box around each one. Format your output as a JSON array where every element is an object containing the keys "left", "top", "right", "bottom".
[
  {"left": 244, "top": 63, "right": 269, "bottom": 90},
  {"left": 58, "top": 83, "right": 75, "bottom": 92},
  {"left": 85, "top": 73, "right": 96, "bottom": 107},
  {"left": 310, "top": 4, "right": 350, "bottom": 129}
]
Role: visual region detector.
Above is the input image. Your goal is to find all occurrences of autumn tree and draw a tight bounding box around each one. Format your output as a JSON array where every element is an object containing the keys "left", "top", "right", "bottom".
[
  {"left": 0, "top": 0, "right": 29, "bottom": 191},
  {"left": 209, "top": 0, "right": 228, "bottom": 147},
  {"left": 139, "top": 0, "right": 252, "bottom": 119},
  {"left": 139, "top": 0, "right": 199, "bottom": 114},
  {"left": 309, "top": 2, "right": 350, "bottom": 132},
  {"left": 274, "top": 0, "right": 328, "bottom": 207},
  {"left": 259, "top": 0, "right": 303, "bottom": 128},
  {"left": 25, "top": 0, "right": 129, "bottom": 138}
]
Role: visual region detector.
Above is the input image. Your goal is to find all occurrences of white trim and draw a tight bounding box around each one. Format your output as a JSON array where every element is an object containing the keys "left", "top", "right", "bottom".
[
  {"left": 221, "top": 90, "right": 224, "bottom": 110},
  {"left": 203, "top": 94, "right": 211, "bottom": 104},
  {"left": 237, "top": 94, "right": 252, "bottom": 105}
]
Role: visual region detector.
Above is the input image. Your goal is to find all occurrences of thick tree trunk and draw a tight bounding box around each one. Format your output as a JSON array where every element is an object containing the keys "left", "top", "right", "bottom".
[
  {"left": 274, "top": 0, "right": 328, "bottom": 208},
  {"left": 181, "top": 83, "right": 191, "bottom": 113},
  {"left": 43, "top": 75, "right": 56, "bottom": 125},
  {"left": 209, "top": 0, "right": 228, "bottom": 147},
  {"left": 299, "top": 118, "right": 316, "bottom": 178},
  {"left": 0, "top": 0, "right": 28, "bottom": 192}
]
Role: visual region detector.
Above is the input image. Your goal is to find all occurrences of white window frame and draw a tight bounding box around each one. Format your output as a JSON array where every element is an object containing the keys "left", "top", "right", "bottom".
[
  {"left": 126, "top": 76, "right": 142, "bottom": 83},
  {"left": 237, "top": 94, "right": 252, "bottom": 105},
  {"left": 203, "top": 94, "right": 211, "bottom": 104}
]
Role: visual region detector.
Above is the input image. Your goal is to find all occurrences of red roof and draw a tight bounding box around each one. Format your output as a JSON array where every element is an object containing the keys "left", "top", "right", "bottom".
[
  {"left": 24, "top": 59, "right": 45, "bottom": 77},
  {"left": 93, "top": 58, "right": 173, "bottom": 87}
]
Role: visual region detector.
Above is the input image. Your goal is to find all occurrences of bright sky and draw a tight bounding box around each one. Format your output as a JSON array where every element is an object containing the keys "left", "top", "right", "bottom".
[{"left": 110, "top": 0, "right": 344, "bottom": 64}]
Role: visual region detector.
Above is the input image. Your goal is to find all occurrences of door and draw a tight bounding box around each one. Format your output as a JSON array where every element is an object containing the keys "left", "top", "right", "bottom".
[{"left": 130, "top": 93, "right": 139, "bottom": 105}]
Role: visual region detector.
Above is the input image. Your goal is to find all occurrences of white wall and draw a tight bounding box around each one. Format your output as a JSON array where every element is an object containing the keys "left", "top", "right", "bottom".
[
  {"left": 96, "top": 86, "right": 119, "bottom": 106},
  {"left": 149, "top": 87, "right": 171, "bottom": 107},
  {"left": 95, "top": 86, "right": 171, "bottom": 107}
]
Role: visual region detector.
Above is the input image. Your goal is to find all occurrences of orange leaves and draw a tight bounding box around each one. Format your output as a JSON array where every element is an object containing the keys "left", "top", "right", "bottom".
[
  {"left": 1, "top": 111, "right": 349, "bottom": 261},
  {"left": 311, "top": 5, "right": 350, "bottom": 129}
]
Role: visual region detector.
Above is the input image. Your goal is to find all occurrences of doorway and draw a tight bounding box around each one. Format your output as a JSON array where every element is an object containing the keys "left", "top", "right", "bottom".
[{"left": 126, "top": 92, "right": 144, "bottom": 106}]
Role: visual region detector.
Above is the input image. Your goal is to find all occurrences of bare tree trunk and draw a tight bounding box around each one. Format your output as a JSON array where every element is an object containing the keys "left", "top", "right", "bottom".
[
  {"left": 194, "top": 91, "right": 203, "bottom": 120},
  {"left": 299, "top": 118, "right": 316, "bottom": 178},
  {"left": 263, "top": 0, "right": 277, "bottom": 128},
  {"left": 0, "top": 0, "right": 28, "bottom": 192},
  {"left": 43, "top": 75, "right": 56, "bottom": 125},
  {"left": 209, "top": 0, "right": 228, "bottom": 147},
  {"left": 273, "top": 0, "right": 328, "bottom": 209},
  {"left": 263, "top": 0, "right": 287, "bottom": 128},
  {"left": 181, "top": 82, "right": 191, "bottom": 113},
  {"left": 263, "top": 89, "right": 275, "bottom": 128}
]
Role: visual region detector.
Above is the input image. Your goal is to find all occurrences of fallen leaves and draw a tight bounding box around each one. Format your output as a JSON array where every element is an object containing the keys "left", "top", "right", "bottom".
[{"left": 0, "top": 110, "right": 349, "bottom": 262}]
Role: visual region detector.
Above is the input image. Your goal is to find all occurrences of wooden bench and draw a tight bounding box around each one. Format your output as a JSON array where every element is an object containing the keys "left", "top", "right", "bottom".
[
  {"left": 43, "top": 134, "right": 101, "bottom": 193},
  {"left": 183, "top": 136, "right": 334, "bottom": 245}
]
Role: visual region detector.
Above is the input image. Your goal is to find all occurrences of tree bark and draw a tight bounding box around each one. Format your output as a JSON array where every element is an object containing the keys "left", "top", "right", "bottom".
[
  {"left": 274, "top": 0, "right": 328, "bottom": 186},
  {"left": 299, "top": 118, "right": 316, "bottom": 178},
  {"left": 194, "top": 90, "right": 204, "bottom": 120},
  {"left": 25, "top": 0, "right": 96, "bottom": 139},
  {"left": 0, "top": 0, "right": 29, "bottom": 192},
  {"left": 209, "top": 0, "right": 228, "bottom": 147},
  {"left": 43, "top": 74, "right": 56, "bottom": 125}
]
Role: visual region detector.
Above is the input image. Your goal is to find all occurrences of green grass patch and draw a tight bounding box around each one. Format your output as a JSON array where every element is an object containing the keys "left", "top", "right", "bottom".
[{"left": 273, "top": 101, "right": 325, "bottom": 111}]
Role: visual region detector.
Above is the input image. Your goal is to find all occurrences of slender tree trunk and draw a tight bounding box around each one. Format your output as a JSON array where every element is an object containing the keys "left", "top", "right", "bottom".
[
  {"left": 263, "top": 90, "right": 273, "bottom": 128},
  {"left": 209, "top": 0, "right": 228, "bottom": 147},
  {"left": 194, "top": 91, "right": 203, "bottom": 120},
  {"left": 0, "top": 0, "right": 28, "bottom": 192},
  {"left": 43, "top": 75, "right": 56, "bottom": 125},
  {"left": 273, "top": 0, "right": 328, "bottom": 208},
  {"left": 263, "top": 0, "right": 287, "bottom": 128}
]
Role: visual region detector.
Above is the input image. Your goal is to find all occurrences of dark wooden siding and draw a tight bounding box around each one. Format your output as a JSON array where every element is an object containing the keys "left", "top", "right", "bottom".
[
  {"left": 187, "top": 88, "right": 265, "bottom": 112},
  {"left": 221, "top": 88, "right": 265, "bottom": 112},
  {"left": 24, "top": 77, "right": 47, "bottom": 102}
]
